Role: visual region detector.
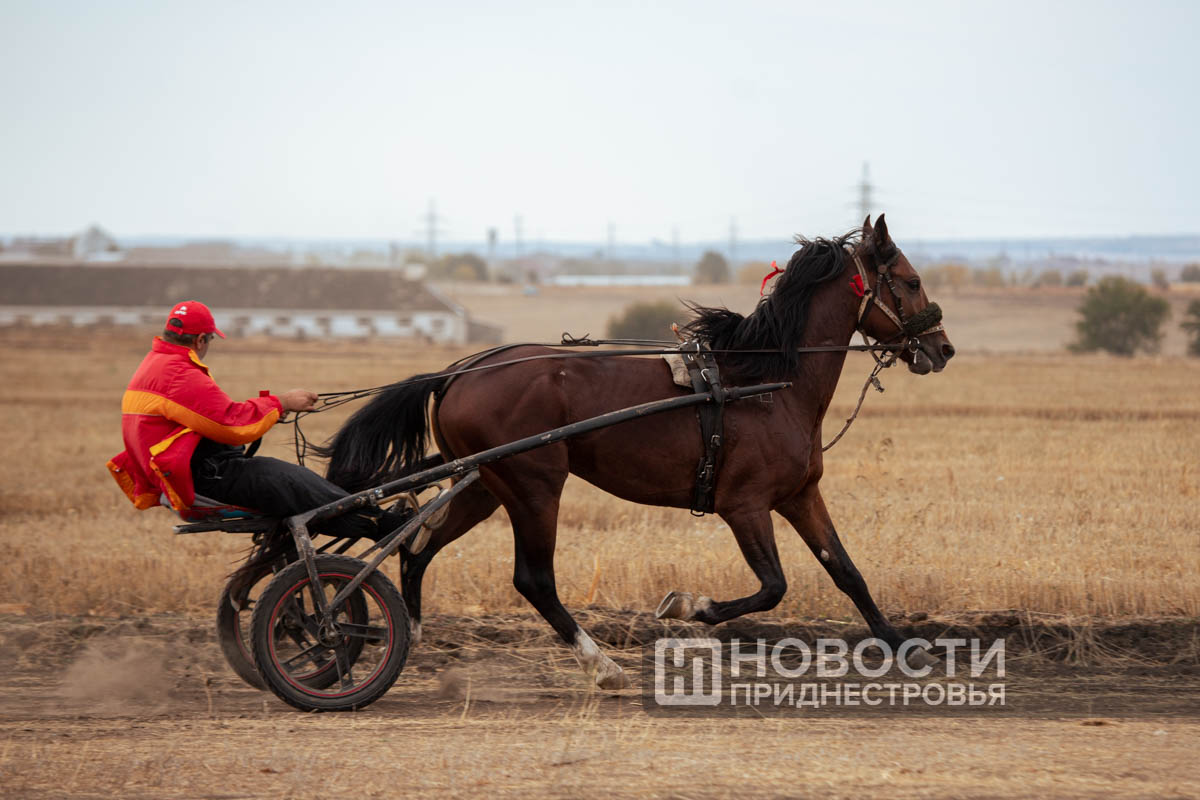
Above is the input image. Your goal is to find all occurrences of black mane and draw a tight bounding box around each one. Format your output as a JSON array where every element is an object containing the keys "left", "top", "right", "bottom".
[{"left": 681, "top": 229, "right": 861, "bottom": 381}]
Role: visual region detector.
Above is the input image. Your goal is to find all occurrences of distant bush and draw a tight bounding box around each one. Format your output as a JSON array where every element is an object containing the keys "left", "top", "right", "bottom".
[
  {"left": 1183, "top": 300, "right": 1200, "bottom": 357},
  {"left": 607, "top": 301, "right": 680, "bottom": 340},
  {"left": 694, "top": 251, "right": 730, "bottom": 284},
  {"left": 1181, "top": 263, "right": 1200, "bottom": 283},
  {"left": 1065, "top": 269, "right": 1089, "bottom": 287},
  {"left": 922, "top": 263, "right": 969, "bottom": 292},
  {"left": 971, "top": 267, "right": 1006, "bottom": 288},
  {"left": 737, "top": 260, "right": 772, "bottom": 285},
  {"left": 432, "top": 252, "right": 488, "bottom": 281},
  {"left": 1070, "top": 276, "right": 1170, "bottom": 356},
  {"left": 1035, "top": 269, "right": 1063, "bottom": 288},
  {"left": 1150, "top": 269, "right": 1170, "bottom": 290}
]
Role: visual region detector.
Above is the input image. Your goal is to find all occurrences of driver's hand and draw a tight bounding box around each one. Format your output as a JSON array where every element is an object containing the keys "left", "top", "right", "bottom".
[{"left": 279, "top": 389, "right": 319, "bottom": 413}]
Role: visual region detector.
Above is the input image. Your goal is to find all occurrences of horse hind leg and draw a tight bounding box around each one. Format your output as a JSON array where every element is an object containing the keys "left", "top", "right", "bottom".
[
  {"left": 484, "top": 453, "right": 629, "bottom": 690},
  {"left": 399, "top": 479, "right": 500, "bottom": 647},
  {"left": 655, "top": 508, "right": 786, "bottom": 625}
]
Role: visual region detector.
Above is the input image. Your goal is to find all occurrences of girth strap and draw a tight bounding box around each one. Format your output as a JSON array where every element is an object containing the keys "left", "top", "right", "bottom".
[{"left": 682, "top": 344, "right": 725, "bottom": 515}]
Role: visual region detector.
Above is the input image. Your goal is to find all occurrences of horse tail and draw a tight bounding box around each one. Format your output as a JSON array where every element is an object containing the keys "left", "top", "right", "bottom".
[{"left": 316, "top": 373, "right": 450, "bottom": 493}]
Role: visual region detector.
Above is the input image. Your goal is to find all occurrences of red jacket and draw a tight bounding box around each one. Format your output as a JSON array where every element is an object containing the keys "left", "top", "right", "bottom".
[{"left": 107, "top": 337, "right": 283, "bottom": 512}]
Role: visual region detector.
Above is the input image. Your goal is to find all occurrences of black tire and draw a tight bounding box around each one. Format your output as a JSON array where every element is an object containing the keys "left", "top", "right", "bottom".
[
  {"left": 217, "top": 558, "right": 370, "bottom": 692},
  {"left": 216, "top": 564, "right": 272, "bottom": 690},
  {"left": 250, "top": 554, "right": 410, "bottom": 712}
]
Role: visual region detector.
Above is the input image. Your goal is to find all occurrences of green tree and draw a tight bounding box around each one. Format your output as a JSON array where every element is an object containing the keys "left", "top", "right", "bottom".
[
  {"left": 1069, "top": 276, "right": 1170, "bottom": 356},
  {"left": 1065, "top": 269, "right": 1089, "bottom": 287},
  {"left": 1180, "top": 263, "right": 1200, "bottom": 283},
  {"left": 1183, "top": 300, "right": 1200, "bottom": 357},
  {"left": 1150, "top": 268, "right": 1170, "bottom": 290},
  {"left": 694, "top": 250, "right": 730, "bottom": 284},
  {"left": 607, "top": 301, "right": 679, "bottom": 340}
]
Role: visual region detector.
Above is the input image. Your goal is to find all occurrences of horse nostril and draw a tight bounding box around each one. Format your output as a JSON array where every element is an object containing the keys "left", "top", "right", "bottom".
[{"left": 941, "top": 343, "right": 956, "bottom": 360}]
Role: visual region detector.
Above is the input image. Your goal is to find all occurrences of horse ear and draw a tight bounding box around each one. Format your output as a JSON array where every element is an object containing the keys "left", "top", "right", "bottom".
[
  {"left": 862, "top": 215, "right": 873, "bottom": 235},
  {"left": 874, "top": 213, "right": 889, "bottom": 243}
]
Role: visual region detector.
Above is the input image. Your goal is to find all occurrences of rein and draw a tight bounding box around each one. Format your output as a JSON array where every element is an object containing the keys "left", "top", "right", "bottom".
[{"left": 285, "top": 248, "right": 946, "bottom": 463}]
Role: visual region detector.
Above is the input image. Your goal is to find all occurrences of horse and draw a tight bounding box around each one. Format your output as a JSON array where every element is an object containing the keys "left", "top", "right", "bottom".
[{"left": 318, "top": 214, "right": 955, "bottom": 688}]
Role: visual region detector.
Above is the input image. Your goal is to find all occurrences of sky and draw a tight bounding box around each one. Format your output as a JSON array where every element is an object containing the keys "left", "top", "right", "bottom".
[{"left": 1, "top": 0, "right": 1197, "bottom": 244}]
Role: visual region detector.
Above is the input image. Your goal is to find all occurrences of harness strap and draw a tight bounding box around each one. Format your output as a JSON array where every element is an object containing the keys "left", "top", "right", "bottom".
[{"left": 682, "top": 344, "right": 725, "bottom": 516}]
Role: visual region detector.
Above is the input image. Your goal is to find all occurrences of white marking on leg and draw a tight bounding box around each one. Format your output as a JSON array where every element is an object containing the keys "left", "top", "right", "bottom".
[
  {"left": 410, "top": 620, "right": 422, "bottom": 649},
  {"left": 571, "top": 628, "right": 627, "bottom": 689}
]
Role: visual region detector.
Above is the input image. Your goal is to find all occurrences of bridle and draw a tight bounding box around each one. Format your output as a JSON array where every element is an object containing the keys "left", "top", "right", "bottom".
[
  {"left": 818, "top": 245, "right": 947, "bottom": 452},
  {"left": 850, "top": 245, "right": 945, "bottom": 360}
]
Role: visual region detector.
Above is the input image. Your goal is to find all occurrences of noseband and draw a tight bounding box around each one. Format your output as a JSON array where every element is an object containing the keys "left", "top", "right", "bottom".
[{"left": 850, "top": 248, "right": 945, "bottom": 355}]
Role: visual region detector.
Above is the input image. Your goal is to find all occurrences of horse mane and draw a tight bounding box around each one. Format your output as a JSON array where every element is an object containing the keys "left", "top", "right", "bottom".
[{"left": 681, "top": 229, "right": 862, "bottom": 381}]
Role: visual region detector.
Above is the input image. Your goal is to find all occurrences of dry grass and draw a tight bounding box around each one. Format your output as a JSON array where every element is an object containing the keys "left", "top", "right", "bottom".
[
  {"left": 0, "top": 297, "right": 1196, "bottom": 622},
  {"left": 4, "top": 713, "right": 1198, "bottom": 799},
  {"left": 1, "top": 292, "right": 1198, "bottom": 799}
]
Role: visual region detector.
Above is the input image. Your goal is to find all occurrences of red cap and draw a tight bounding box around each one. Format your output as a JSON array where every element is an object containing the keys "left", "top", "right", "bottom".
[{"left": 165, "top": 301, "right": 225, "bottom": 338}]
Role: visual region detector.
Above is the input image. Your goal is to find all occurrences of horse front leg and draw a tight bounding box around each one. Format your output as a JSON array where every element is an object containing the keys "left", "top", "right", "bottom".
[
  {"left": 774, "top": 484, "right": 937, "bottom": 668},
  {"left": 656, "top": 509, "right": 787, "bottom": 625}
]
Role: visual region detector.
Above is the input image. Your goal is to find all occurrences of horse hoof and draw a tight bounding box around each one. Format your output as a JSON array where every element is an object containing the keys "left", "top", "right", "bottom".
[
  {"left": 594, "top": 662, "right": 629, "bottom": 690},
  {"left": 905, "top": 646, "right": 940, "bottom": 670},
  {"left": 655, "top": 591, "right": 711, "bottom": 621},
  {"left": 407, "top": 524, "right": 434, "bottom": 555}
]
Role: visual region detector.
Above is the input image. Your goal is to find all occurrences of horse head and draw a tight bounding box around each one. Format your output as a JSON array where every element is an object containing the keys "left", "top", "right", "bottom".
[{"left": 854, "top": 214, "right": 955, "bottom": 374}]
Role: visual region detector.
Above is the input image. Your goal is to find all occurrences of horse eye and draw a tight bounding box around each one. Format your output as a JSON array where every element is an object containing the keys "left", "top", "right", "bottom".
[{"left": 907, "top": 278, "right": 921, "bottom": 291}]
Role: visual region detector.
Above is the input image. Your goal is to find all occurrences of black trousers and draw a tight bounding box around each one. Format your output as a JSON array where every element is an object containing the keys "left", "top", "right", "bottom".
[{"left": 191, "top": 453, "right": 380, "bottom": 540}]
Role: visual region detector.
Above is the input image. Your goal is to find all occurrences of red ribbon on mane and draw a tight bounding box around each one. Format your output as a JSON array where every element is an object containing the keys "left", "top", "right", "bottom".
[
  {"left": 759, "top": 261, "right": 783, "bottom": 296},
  {"left": 849, "top": 274, "right": 866, "bottom": 297}
]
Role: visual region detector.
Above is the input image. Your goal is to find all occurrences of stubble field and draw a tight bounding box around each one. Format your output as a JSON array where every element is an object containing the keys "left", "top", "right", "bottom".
[{"left": 1, "top": 284, "right": 1198, "bottom": 798}]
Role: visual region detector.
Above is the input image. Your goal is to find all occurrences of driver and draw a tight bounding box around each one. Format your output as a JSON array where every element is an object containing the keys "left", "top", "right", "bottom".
[{"left": 107, "top": 300, "right": 407, "bottom": 540}]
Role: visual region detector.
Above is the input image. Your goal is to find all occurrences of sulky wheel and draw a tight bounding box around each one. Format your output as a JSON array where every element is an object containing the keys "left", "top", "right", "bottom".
[
  {"left": 217, "top": 556, "right": 370, "bottom": 692},
  {"left": 250, "top": 554, "right": 410, "bottom": 712},
  {"left": 216, "top": 560, "right": 275, "bottom": 690}
]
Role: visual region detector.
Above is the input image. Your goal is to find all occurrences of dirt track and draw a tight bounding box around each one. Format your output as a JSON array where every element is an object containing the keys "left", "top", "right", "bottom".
[{"left": 2, "top": 611, "right": 1199, "bottom": 798}]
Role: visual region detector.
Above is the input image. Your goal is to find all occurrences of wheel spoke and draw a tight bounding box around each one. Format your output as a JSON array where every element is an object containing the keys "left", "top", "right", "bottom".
[
  {"left": 282, "top": 641, "right": 330, "bottom": 669},
  {"left": 336, "top": 623, "right": 388, "bottom": 644},
  {"left": 334, "top": 644, "right": 355, "bottom": 689}
]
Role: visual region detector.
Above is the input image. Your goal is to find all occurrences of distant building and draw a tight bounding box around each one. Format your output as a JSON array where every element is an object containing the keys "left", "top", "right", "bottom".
[
  {"left": 72, "top": 225, "right": 121, "bottom": 260},
  {"left": 0, "top": 263, "right": 503, "bottom": 344},
  {"left": 1, "top": 225, "right": 121, "bottom": 262}
]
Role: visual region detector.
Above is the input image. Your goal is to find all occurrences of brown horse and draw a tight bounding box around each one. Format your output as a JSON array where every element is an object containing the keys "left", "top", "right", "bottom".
[{"left": 321, "top": 215, "right": 955, "bottom": 687}]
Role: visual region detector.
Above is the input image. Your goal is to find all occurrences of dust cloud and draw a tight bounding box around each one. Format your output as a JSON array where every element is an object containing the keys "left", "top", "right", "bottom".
[{"left": 57, "top": 638, "right": 174, "bottom": 714}]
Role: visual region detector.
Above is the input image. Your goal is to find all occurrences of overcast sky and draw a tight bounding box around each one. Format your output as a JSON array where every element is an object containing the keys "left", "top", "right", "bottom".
[{"left": 2, "top": 1, "right": 1196, "bottom": 244}]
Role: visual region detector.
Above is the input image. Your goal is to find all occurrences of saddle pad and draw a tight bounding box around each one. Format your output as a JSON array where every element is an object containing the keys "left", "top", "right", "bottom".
[{"left": 662, "top": 354, "right": 691, "bottom": 388}]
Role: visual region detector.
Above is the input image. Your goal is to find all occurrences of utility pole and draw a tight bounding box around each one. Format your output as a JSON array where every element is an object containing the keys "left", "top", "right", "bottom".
[
  {"left": 418, "top": 198, "right": 445, "bottom": 260},
  {"left": 857, "top": 162, "right": 874, "bottom": 223},
  {"left": 729, "top": 216, "right": 738, "bottom": 268}
]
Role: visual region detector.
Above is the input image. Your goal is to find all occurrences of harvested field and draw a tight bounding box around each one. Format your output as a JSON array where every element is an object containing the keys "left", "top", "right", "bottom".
[
  {"left": 0, "top": 291, "right": 1198, "bottom": 797},
  {"left": 1, "top": 322, "right": 1196, "bottom": 619}
]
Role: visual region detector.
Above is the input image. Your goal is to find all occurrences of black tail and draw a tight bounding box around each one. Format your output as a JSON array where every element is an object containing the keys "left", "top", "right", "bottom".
[{"left": 315, "top": 372, "right": 450, "bottom": 493}]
